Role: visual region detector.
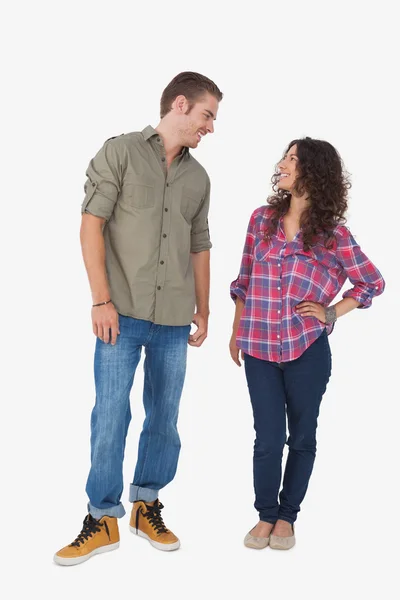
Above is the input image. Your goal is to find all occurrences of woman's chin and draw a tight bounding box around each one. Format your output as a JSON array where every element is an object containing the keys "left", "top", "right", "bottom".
[{"left": 277, "top": 182, "right": 290, "bottom": 191}]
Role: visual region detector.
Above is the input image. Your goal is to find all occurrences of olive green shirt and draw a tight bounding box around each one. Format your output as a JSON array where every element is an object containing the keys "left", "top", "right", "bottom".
[{"left": 81, "top": 126, "right": 212, "bottom": 326}]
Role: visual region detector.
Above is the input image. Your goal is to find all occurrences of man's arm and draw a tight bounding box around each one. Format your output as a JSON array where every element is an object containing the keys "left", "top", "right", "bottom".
[
  {"left": 80, "top": 213, "right": 119, "bottom": 345},
  {"left": 188, "top": 250, "right": 210, "bottom": 347}
]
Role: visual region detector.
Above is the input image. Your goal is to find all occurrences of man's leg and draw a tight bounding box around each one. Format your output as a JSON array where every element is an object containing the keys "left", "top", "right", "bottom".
[
  {"left": 55, "top": 316, "right": 150, "bottom": 565},
  {"left": 129, "top": 323, "right": 190, "bottom": 551},
  {"left": 86, "top": 315, "right": 148, "bottom": 518}
]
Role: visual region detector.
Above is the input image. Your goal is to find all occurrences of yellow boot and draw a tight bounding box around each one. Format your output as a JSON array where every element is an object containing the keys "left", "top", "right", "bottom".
[
  {"left": 54, "top": 514, "right": 120, "bottom": 566},
  {"left": 130, "top": 499, "right": 180, "bottom": 551}
]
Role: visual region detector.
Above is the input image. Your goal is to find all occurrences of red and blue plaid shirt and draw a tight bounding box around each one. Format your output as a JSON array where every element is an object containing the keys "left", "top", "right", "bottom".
[{"left": 230, "top": 206, "right": 385, "bottom": 362}]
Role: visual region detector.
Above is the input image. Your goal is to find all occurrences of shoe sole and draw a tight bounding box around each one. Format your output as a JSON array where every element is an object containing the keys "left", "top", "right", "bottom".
[
  {"left": 53, "top": 541, "right": 120, "bottom": 566},
  {"left": 129, "top": 526, "right": 180, "bottom": 551}
]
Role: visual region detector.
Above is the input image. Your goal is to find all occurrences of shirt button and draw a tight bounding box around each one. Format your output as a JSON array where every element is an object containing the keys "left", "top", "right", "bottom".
[
  {"left": 163, "top": 233, "right": 167, "bottom": 238},
  {"left": 157, "top": 286, "right": 161, "bottom": 290},
  {"left": 277, "top": 335, "right": 280, "bottom": 339},
  {"left": 157, "top": 137, "right": 160, "bottom": 142},
  {"left": 166, "top": 183, "right": 170, "bottom": 187},
  {"left": 160, "top": 260, "right": 164, "bottom": 265},
  {"left": 161, "top": 157, "right": 166, "bottom": 162},
  {"left": 375, "top": 286, "right": 379, "bottom": 289},
  {"left": 165, "top": 208, "right": 168, "bottom": 212},
  {"left": 278, "top": 310, "right": 281, "bottom": 314},
  {"left": 278, "top": 263, "right": 281, "bottom": 267},
  {"left": 278, "top": 286, "right": 281, "bottom": 290},
  {"left": 91, "top": 182, "right": 96, "bottom": 187}
]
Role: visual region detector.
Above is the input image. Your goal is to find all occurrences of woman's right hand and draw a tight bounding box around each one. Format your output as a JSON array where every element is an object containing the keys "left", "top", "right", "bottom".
[{"left": 229, "top": 332, "right": 244, "bottom": 366}]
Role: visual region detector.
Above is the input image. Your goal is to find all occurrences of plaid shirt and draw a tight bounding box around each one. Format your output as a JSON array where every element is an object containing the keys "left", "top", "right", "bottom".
[{"left": 230, "top": 206, "right": 385, "bottom": 362}]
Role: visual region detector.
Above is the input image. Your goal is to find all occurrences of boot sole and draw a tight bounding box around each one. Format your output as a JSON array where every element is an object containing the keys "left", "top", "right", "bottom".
[
  {"left": 53, "top": 541, "right": 120, "bottom": 566},
  {"left": 129, "top": 526, "right": 180, "bottom": 551}
]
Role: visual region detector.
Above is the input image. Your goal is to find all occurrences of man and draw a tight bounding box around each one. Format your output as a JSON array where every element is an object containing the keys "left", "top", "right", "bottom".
[{"left": 54, "top": 72, "right": 223, "bottom": 565}]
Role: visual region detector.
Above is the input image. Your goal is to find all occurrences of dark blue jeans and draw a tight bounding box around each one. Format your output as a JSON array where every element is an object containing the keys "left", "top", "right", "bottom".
[{"left": 244, "top": 331, "right": 332, "bottom": 525}]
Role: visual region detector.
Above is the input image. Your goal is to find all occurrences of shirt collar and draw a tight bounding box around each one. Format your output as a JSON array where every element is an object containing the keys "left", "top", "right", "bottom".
[
  {"left": 141, "top": 125, "right": 158, "bottom": 141},
  {"left": 141, "top": 125, "right": 190, "bottom": 157}
]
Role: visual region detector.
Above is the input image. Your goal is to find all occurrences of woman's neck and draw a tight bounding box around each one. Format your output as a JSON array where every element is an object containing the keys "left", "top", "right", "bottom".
[{"left": 287, "top": 193, "right": 309, "bottom": 220}]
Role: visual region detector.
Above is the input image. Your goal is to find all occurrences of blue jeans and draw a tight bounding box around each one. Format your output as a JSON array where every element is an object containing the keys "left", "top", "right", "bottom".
[
  {"left": 86, "top": 316, "right": 190, "bottom": 519},
  {"left": 244, "top": 331, "right": 332, "bottom": 525}
]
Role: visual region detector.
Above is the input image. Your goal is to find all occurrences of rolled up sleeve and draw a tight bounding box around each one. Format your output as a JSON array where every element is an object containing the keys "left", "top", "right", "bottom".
[
  {"left": 230, "top": 211, "right": 256, "bottom": 303},
  {"left": 190, "top": 176, "right": 212, "bottom": 253},
  {"left": 81, "top": 140, "right": 122, "bottom": 221},
  {"left": 336, "top": 226, "right": 385, "bottom": 308}
]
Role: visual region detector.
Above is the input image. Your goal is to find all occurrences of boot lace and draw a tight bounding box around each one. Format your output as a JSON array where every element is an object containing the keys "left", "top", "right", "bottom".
[
  {"left": 70, "top": 514, "right": 104, "bottom": 547},
  {"left": 142, "top": 500, "right": 169, "bottom": 534}
]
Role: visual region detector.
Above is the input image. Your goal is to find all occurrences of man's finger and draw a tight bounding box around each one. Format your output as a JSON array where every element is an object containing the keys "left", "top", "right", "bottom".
[
  {"left": 189, "top": 332, "right": 207, "bottom": 347},
  {"left": 110, "top": 324, "right": 118, "bottom": 346},
  {"left": 103, "top": 326, "right": 110, "bottom": 344}
]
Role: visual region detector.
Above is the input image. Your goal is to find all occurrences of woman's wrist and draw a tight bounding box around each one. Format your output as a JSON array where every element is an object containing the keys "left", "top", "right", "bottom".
[{"left": 324, "top": 305, "right": 337, "bottom": 324}]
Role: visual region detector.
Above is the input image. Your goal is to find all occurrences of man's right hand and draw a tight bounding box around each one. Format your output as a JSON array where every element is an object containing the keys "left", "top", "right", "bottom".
[{"left": 91, "top": 302, "right": 120, "bottom": 345}]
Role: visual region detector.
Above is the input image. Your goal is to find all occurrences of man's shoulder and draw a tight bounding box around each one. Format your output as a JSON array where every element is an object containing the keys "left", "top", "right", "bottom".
[{"left": 104, "top": 131, "right": 143, "bottom": 149}]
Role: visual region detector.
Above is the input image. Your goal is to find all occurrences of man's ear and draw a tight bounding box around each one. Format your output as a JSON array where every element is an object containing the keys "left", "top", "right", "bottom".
[{"left": 174, "top": 94, "right": 188, "bottom": 114}]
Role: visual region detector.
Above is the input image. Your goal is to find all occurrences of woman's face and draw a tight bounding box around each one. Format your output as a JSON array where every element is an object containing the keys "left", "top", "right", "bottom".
[{"left": 277, "top": 144, "right": 299, "bottom": 191}]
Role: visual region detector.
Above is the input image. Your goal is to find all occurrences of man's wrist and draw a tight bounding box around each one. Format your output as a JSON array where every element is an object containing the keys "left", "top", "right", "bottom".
[{"left": 92, "top": 299, "right": 112, "bottom": 307}]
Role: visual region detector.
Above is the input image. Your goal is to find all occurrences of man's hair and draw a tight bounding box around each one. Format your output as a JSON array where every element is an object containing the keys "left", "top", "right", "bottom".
[{"left": 160, "top": 71, "right": 223, "bottom": 118}]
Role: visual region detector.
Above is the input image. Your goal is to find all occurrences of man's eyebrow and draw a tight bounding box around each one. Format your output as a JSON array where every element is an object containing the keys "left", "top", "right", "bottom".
[{"left": 205, "top": 109, "right": 216, "bottom": 120}]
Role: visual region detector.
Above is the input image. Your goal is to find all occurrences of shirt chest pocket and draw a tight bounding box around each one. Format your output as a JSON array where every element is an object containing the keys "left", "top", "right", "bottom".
[
  {"left": 122, "top": 182, "right": 155, "bottom": 209},
  {"left": 181, "top": 186, "right": 202, "bottom": 223},
  {"left": 306, "top": 246, "right": 337, "bottom": 270},
  {"left": 254, "top": 231, "right": 273, "bottom": 262}
]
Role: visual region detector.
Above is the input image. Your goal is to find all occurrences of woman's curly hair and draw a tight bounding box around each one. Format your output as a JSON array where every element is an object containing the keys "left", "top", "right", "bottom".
[{"left": 266, "top": 137, "right": 351, "bottom": 250}]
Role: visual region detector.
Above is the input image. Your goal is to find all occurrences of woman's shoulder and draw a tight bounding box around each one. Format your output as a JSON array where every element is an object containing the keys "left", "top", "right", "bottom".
[
  {"left": 332, "top": 223, "right": 351, "bottom": 237},
  {"left": 250, "top": 204, "right": 274, "bottom": 226}
]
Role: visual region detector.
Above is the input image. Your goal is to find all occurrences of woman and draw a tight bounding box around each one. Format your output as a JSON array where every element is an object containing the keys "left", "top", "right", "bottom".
[{"left": 229, "top": 138, "right": 384, "bottom": 550}]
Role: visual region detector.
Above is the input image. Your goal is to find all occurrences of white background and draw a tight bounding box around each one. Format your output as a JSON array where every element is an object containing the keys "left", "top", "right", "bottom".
[{"left": 2, "top": 1, "right": 398, "bottom": 598}]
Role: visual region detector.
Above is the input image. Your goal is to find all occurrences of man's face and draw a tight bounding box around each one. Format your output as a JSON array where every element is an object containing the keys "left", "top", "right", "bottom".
[{"left": 177, "top": 92, "right": 219, "bottom": 148}]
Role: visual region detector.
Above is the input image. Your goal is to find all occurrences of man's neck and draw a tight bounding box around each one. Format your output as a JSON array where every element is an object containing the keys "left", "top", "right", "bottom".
[{"left": 155, "top": 123, "right": 184, "bottom": 164}]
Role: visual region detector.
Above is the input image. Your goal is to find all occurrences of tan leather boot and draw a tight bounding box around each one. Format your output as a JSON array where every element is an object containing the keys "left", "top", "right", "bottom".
[
  {"left": 54, "top": 514, "right": 120, "bottom": 566},
  {"left": 130, "top": 499, "right": 180, "bottom": 551}
]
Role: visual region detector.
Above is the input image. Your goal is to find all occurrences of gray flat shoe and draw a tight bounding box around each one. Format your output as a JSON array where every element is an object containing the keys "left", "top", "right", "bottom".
[
  {"left": 269, "top": 525, "right": 295, "bottom": 550},
  {"left": 244, "top": 531, "right": 270, "bottom": 549}
]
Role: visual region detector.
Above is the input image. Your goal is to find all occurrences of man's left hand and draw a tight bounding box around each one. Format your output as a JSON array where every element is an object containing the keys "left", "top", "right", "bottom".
[{"left": 188, "top": 313, "right": 208, "bottom": 347}]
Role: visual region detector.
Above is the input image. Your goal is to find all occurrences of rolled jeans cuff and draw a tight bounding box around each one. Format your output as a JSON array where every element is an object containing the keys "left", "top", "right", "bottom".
[
  {"left": 130, "top": 484, "right": 159, "bottom": 503},
  {"left": 87, "top": 502, "right": 126, "bottom": 519}
]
